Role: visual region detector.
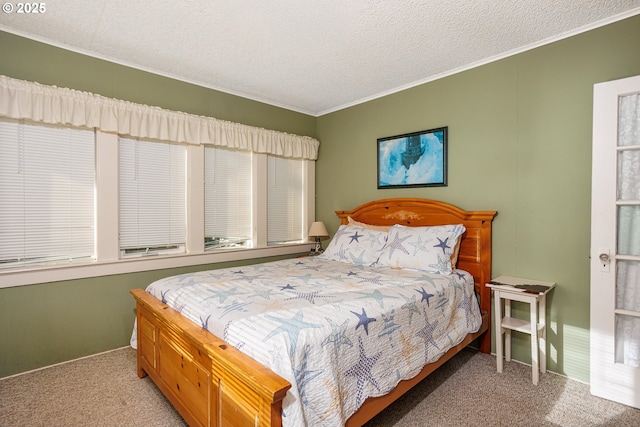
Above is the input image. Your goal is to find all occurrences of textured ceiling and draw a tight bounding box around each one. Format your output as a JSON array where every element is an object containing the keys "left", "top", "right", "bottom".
[{"left": 1, "top": 1, "right": 639, "bottom": 116}]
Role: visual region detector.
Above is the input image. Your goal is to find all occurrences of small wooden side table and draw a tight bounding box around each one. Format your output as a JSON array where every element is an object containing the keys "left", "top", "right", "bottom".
[{"left": 487, "top": 275, "right": 555, "bottom": 385}]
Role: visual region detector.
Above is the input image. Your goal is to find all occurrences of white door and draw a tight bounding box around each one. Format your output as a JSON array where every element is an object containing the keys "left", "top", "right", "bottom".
[{"left": 590, "top": 74, "right": 640, "bottom": 408}]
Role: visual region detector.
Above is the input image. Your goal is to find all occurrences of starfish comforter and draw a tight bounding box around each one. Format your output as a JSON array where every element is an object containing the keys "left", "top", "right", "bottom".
[{"left": 131, "top": 255, "right": 481, "bottom": 427}]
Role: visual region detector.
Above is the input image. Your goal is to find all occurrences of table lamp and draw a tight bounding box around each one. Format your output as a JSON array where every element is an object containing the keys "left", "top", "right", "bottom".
[{"left": 308, "top": 221, "right": 329, "bottom": 254}]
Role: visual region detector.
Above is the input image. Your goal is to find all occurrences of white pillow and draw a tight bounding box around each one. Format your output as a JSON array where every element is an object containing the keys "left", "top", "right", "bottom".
[
  {"left": 376, "top": 224, "right": 466, "bottom": 274},
  {"left": 347, "top": 216, "right": 390, "bottom": 232},
  {"left": 320, "top": 225, "right": 388, "bottom": 266}
]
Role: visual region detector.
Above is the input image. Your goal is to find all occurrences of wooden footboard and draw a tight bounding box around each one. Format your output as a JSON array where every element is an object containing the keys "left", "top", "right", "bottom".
[{"left": 131, "top": 289, "right": 291, "bottom": 427}]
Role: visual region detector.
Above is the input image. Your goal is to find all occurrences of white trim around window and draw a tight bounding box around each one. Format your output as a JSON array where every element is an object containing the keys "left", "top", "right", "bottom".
[
  {"left": 0, "top": 244, "right": 314, "bottom": 288},
  {"left": 0, "top": 130, "right": 316, "bottom": 289}
]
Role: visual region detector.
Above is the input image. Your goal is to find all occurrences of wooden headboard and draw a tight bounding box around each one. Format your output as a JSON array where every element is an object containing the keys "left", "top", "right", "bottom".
[{"left": 336, "top": 198, "right": 497, "bottom": 351}]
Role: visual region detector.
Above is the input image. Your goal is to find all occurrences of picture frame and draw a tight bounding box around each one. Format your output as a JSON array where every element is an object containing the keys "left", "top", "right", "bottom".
[{"left": 377, "top": 126, "right": 448, "bottom": 189}]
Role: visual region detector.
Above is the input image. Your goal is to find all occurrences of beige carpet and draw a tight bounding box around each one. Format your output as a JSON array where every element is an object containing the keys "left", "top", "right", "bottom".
[{"left": 1, "top": 347, "right": 639, "bottom": 427}]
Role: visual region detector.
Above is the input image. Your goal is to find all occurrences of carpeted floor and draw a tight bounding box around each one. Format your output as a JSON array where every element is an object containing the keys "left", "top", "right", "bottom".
[{"left": 1, "top": 346, "right": 639, "bottom": 427}]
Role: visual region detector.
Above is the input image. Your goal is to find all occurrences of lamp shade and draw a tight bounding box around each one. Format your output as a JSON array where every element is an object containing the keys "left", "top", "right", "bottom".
[{"left": 308, "top": 221, "right": 329, "bottom": 238}]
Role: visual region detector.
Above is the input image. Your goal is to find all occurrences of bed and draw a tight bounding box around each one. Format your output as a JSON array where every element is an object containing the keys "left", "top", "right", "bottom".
[{"left": 130, "top": 198, "right": 496, "bottom": 427}]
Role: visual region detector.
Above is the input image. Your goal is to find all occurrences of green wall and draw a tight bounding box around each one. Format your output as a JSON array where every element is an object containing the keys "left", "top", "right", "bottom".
[
  {"left": 1, "top": 15, "right": 640, "bottom": 381},
  {"left": 315, "top": 15, "right": 640, "bottom": 382}
]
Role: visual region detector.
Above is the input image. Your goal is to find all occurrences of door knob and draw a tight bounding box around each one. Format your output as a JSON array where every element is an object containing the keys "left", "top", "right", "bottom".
[{"left": 599, "top": 253, "right": 610, "bottom": 263}]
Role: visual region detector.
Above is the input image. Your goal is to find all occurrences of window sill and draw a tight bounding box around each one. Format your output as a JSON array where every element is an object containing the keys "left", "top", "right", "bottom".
[{"left": 0, "top": 243, "right": 315, "bottom": 288}]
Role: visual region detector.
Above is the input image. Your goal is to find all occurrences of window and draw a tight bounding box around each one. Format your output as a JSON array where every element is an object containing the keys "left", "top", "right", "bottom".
[
  {"left": 119, "top": 137, "right": 186, "bottom": 257},
  {"left": 0, "top": 119, "right": 95, "bottom": 268},
  {"left": 204, "top": 147, "right": 252, "bottom": 250},
  {"left": 0, "top": 76, "right": 318, "bottom": 287},
  {"left": 267, "top": 155, "right": 304, "bottom": 245},
  {"left": 0, "top": 123, "right": 313, "bottom": 286}
]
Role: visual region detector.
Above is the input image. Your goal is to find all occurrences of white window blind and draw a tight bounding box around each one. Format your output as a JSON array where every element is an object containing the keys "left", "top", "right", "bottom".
[
  {"left": 204, "top": 147, "right": 252, "bottom": 250},
  {"left": 0, "top": 119, "right": 95, "bottom": 268},
  {"left": 267, "top": 156, "right": 304, "bottom": 245},
  {"left": 119, "top": 137, "right": 186, "bottom": 256}
]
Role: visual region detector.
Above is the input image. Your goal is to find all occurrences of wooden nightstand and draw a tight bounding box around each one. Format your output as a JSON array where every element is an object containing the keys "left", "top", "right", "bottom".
[{"left": 487, "top": 275, "right": 555, "bottom": 385}]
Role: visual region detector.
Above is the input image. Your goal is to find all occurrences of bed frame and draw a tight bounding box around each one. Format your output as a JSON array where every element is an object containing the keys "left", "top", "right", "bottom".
[{"left": 131, "top": 198, "right": 496, "bottom": 427}]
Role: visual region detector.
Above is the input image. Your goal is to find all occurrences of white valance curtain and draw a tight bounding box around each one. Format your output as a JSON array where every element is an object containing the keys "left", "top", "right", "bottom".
[{"left": 0, "top": 75, "right": 319, "bottom": 160}]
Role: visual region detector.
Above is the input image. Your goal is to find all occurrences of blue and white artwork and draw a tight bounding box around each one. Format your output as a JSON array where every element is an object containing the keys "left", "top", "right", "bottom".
[{"left": 377, "top": 127, "right": 447, "bottom": 188}]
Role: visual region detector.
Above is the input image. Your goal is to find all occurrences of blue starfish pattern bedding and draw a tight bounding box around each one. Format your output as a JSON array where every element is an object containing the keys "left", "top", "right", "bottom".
[{"left": 131, "top": 256, "right": 481, "bottom": 427}]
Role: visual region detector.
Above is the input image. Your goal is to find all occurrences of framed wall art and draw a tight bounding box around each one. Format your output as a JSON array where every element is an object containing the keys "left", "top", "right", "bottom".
[{"left": 377, "top": 126, "right": 448, "bottom": 189}]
